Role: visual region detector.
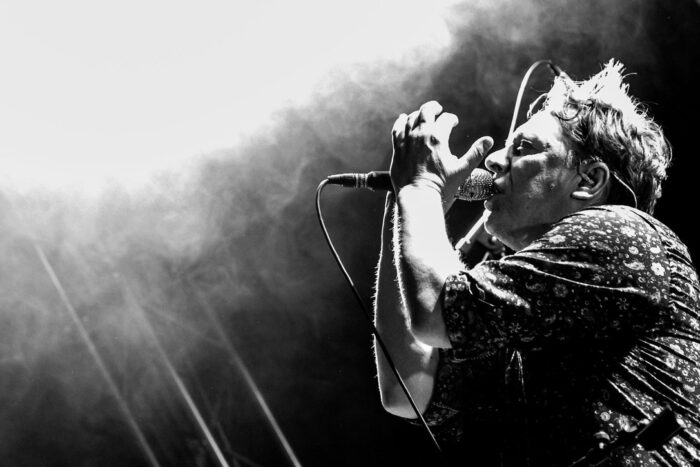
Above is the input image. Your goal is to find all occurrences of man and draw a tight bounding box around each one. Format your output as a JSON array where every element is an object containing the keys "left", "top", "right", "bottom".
[{"left": 374, "top": 61, "right": 700, "bottom": 465}]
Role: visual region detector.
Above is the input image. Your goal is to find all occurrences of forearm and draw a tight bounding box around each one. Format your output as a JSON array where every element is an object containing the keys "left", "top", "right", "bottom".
[
  {"left": 395, "top": 184, "right": 461, "bottom": 347},
  {"left": 375, "top": 100, "right": 491, "bottom": 417},
  {"left": 374, "top": 194, "right": 438, "bottom": 418}
]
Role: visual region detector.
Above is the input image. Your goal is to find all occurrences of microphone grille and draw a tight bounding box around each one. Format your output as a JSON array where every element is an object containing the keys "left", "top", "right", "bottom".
[{"left": 455, "top": 168, "right": 494, "bottom": 201}]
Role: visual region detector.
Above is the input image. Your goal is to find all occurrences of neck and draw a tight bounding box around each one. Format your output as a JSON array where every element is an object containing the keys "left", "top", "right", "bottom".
[{"left": 498, "top": 223, "right": 552, "bottom": 251}]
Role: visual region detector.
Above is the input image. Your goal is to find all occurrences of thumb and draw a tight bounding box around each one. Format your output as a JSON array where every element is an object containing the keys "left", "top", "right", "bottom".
[{"left": 456, "top": 136, "right": 494, "bottom": 175}]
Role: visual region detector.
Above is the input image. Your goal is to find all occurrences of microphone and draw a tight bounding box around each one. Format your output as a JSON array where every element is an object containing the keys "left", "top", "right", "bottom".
[{"left": 326, "top": 168, "right": 494, "bottom": 201}]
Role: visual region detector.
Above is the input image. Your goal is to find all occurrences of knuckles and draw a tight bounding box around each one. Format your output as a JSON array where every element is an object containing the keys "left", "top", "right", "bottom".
[{"left": 392, "top": 105, "right": 454, "bottom": 150}]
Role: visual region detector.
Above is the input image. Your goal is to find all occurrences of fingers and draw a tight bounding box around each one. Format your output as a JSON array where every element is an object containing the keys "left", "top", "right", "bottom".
[
  {"left": 392, "top": 101, "right": 455, "bottom": 151},
  {"left": 433, "top": 112, "right": 458, "bottom": 144},
  {"left": 405, "top": 100, "right": 443, "bottom": 131},
  {"left": 457, "top": 136, "right": 495, "bottom": 175},
  {"left": 392, "top": 113, "right": 408, "bottom": 148},
  {"left": 405, "top": 110, "right": 419, "bottom": 139},
  {"left": 416, "top": 100, "right": 443, "bottom": 127}
]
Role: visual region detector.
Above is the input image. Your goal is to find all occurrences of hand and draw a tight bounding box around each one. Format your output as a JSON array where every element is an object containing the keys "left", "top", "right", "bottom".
[{"left": 390, "top": 100, "right": 493, "bottom": 201}]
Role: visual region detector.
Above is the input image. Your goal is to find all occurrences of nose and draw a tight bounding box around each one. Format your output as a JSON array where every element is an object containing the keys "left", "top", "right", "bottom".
[{"left": 485, "top": 147, "right": 509, "bottom": 174}]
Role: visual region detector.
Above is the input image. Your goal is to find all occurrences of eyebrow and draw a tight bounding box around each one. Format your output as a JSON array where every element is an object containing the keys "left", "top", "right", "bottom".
[
  {"left": 504, "top": 132, "right": 551, "bottom": 150},
  {"left": 504, "top": 132, "right": 526, "bottom": 148}
]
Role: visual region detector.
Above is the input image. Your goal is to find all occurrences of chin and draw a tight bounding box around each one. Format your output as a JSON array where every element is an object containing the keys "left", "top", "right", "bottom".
[
  {"left": 483, "top": 208, "right": 500, "bottom": 236},
  {"left": 483, "top": 210, "right": 517, "bottom": 251}
]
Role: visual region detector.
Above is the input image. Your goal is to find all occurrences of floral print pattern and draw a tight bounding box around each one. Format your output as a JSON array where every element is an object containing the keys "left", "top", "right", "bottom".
[{"left": 426, "top": 206, "right": 700, "bottom": 466}]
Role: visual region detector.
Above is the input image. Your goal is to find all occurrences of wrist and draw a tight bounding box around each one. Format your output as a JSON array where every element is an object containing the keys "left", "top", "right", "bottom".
[
  {"left": 410, "top": 173, "right": 445, "bottom": 195},
  {"left": 396, "top": 182, "right": 444, "bottom": 212}
]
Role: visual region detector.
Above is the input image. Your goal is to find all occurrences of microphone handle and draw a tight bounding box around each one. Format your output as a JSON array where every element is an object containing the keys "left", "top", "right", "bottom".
[
  {"left": 364, "top": 171, "right": 394, "bottom": 191},
  {"left": 325, "top": 171, "right": 392, "bottom": 190},
  {"left": 326, "top": 170, "right": 492, "bottom": 201}
]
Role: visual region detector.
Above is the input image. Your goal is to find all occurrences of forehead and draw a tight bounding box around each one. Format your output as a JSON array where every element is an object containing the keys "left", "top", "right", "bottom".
[{"left": 510, "top": 111, "right": 568, "bottom": 151}]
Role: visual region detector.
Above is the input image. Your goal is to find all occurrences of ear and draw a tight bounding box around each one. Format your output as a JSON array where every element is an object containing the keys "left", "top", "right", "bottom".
[{"left": 571, "top": 161, "right": 610, "bottom": 202}]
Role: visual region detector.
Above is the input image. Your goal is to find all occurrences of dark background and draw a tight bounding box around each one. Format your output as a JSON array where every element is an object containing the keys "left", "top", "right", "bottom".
[{"left": 1, "top": 0, "right": 699, "bottom": 466}]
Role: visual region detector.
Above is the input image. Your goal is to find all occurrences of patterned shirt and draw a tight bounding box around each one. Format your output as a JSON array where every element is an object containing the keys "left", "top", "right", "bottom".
[{"left": 425, "top": 205, "right": 700, "bottom": 466}]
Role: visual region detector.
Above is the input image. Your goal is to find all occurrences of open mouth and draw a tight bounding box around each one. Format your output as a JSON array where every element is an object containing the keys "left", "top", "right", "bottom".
[
  {"left": 484, "top": 182, "right": 504, "bottom": 204},
  {"left": 490, "top": 181, "right": 504, "bottom": 195}
]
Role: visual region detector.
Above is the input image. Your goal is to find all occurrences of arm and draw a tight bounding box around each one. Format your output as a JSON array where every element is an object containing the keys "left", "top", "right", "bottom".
[
  {"left": 389, "top": 101, "right": 493, "bottom": 346},
  {"left": 394, "top": 184, "right": 461, "bottom": 348},
  {"left": 374, "top": 99, "right": 493, "bottom": 417},
  {"left": 374, "top": 193, "right": 438, "bottom": 418}
]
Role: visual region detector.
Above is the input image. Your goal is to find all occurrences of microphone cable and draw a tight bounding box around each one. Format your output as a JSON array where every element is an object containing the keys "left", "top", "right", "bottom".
[
  {"left": 509, "top": 59, "right": 567, "bottom": 136},
  {"left": 315, "top": 179, "right": 443, "bottom": 455},
  {"left": 315, "top": 58, "right": 567, "bottom": 460}
]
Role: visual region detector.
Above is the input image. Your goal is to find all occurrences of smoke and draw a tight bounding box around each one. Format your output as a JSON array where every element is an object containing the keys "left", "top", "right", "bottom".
[
  {"left": 0, "top": 2, "right": 461, "bottom": 463},
  {"left": 0, "top": 0, "right": 697, "bottom": 465}
]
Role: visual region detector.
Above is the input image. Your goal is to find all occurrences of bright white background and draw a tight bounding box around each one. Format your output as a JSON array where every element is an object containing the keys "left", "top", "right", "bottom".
[{"left": 0, "top": 0, "right": 461, "bottom": 192}]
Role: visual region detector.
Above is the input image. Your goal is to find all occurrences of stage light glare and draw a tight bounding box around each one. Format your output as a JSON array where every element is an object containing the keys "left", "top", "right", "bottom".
[{"left": 0, "top": 0, "right": 459, "bottom": 193}]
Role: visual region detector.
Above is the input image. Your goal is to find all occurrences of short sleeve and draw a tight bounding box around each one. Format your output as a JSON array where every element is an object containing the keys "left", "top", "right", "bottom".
[
  {"left": 441, "top": 206, "right": 670, "bottom": 357},
  {"left": 421, "top": 207, "right": 700, "bottom": 463}
]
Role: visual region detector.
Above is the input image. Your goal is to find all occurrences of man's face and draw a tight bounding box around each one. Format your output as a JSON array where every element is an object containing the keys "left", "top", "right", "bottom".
[{"left": 483, "top": 111, "right": 581, "bottom": 250}]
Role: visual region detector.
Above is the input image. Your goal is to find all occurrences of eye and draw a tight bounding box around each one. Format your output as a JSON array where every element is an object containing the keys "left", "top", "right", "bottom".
[{"left": 512, "top": 139, "right": 534, "bottom": 156}]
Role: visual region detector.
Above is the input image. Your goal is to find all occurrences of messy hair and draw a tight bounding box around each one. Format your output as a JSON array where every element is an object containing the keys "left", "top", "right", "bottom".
[{"left": 532, "top": 60, "right": 672, "bottom": 214}]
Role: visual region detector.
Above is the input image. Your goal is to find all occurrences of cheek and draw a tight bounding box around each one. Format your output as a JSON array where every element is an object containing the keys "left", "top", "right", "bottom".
[
  {"left": 511, "top": 160, "right": 546, "bottom": 192},
  {"left": 519, "top": 168, "right": 569, "bottom": 199},
  {"left": 518, "top": 176, "right": 552, "bottom": 202}
]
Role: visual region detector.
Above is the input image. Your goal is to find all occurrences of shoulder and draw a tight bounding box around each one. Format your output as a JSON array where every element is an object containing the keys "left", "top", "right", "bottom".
[
  {"left": 558, "top": 205, "right": 656, "bottom": 236},
  {"left": 549, "top": 205, "right": 690, "bottom": 261},
  {"left": 526, "top": 205, "right": 659, "bottom": 253},
  {"left": 515, "top": 205, "right": 671, "bottom": 293}
]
